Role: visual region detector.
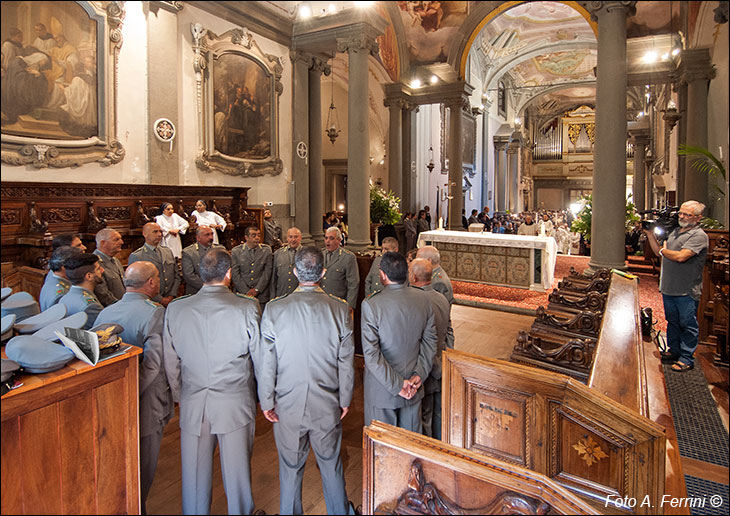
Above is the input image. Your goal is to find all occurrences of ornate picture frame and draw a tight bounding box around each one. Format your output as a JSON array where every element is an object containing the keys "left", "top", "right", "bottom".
[
  {"left": 1, "top": 1, "right": 125, "bottom": 169},
  {"left": 192, "top": 24, "right": 283, "bottom": 176}
]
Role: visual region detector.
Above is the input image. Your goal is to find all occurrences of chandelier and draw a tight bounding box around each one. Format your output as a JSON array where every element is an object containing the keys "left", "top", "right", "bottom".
[{"left": 325, "top": 55, "right": 341, "bottom": 145}]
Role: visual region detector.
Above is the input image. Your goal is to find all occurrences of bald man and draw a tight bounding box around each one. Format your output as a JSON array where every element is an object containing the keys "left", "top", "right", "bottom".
[
  {"left": 93, "top": 228, "right": 126, "bottom": 306},
  {"left": 95, "top": 261, "right": 172, "bottom": 513},
  {"left": 409, "top": 258, "right": 454, "bottom": 440},
  {"left": 270, "top": 226, "right": 303, "bottom": 298},
  {"left": 416, "top": 245, "right": 454, "bottom": 306},
  {"left": 128, "top": 222, "right": 180, "bottom": 306}
]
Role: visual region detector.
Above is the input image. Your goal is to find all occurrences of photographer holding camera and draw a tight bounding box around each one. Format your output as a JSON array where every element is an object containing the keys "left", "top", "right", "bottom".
[{"left": 644, "top": 200, "right": 709, "bottom": 372}]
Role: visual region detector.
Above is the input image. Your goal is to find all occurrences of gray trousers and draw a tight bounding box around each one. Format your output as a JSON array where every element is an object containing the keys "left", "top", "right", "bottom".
[
  {"left": 365, "top": 402, "right": 422, "bottom": 434},
  {"left": 140, "top": 427, "right": 164, "bottom": 513},
  {"left": 421, "top": 378, "right": 442, "bottom": 440},
  {"left": 180, "top": 419, "right": 255, "bottom": 515},
  {"left": 274, "top": 419, "right": 349, "bottom": 515}
]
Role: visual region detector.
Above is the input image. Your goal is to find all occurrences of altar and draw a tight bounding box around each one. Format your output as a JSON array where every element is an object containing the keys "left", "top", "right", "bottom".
[{"left": 417, "top": 230, "right": 557, "bottom": 291}]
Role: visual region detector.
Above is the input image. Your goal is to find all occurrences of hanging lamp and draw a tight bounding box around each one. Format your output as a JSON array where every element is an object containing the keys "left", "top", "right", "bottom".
[{"left": 325, "top": 55, "right": 341, "bottom": 145}]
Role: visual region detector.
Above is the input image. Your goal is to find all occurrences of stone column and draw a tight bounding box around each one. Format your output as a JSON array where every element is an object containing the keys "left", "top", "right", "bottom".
[
  {"left": 588, "top": 1, "right": 636, "bottom": 271},
  {"left": 338, "top": 35, "right": 378, "bottom": 251},
  {"left": 401, "top": 102, "right": 419, "bottom": 213},
  {"left": 447, "top": 98, "right": 465, "bottom": 230},
  {"left": 481, "top": 99, "right": 493, "bottom": 211},
  {"left": 290, "top": 50, "right": 313, "bottom": 245},
  {"left": 629, "top": 131, "right": 649, "bottom": 212},
  {"left": 645, "top": 156, "right": 655, "bottom": 209},
  {"left": 507, "top": 133, "right": 521, "bottom": 213},
  {"left": 308, "top": 56, "right": 329, "bottom": 248},
  {"left": 493, "top": 141, "right": 507, "bottom": 211},
  {"left": 679, "top": 49, "right": 715, "bottom": 205},
  {"left": 385, "top": 99, "right": 404, "bottom": 200}
]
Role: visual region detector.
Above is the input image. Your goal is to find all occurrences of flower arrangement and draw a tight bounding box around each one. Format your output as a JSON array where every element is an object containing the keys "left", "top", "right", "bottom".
[{"left": 369, "top": 184, "right": 402, "bottom": 225}]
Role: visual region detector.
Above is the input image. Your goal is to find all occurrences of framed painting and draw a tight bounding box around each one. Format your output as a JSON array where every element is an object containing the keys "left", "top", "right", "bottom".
[
  {"left": 192, "top": 24, "right": 283, "bottom": 176},
  {"left": 440, "top": 104, "right": 477, "bottom": 177},
  {"left": 1, "top": 1, "right": 125, "bottom": 168}
]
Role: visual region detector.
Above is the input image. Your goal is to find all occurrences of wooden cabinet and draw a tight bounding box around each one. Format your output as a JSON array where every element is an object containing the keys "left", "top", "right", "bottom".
[{"left": 1, "top": 348, "right": 142, "bottom": 515}]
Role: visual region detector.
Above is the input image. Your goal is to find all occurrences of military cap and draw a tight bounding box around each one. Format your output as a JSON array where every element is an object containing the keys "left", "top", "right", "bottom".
[
  {"left": 1, "top": 314, "right": 16, "bottom": 342},
  {"left": 1, "top": 293, "right": 41, "bottom": 322},
  {"left": 1, "top": 287, "right": 11, "bottom": 301},
  {"left": 5, "top": 335, "right": 76, "bottom": 374},
  {"left": 89, "top": 322, "right": 125, "bottom": 355},
  {"left": 1, "top": 358, "right": 21, "bottom": 395},
  {"left": 32, "top": 312, "right": 89, "bottom": 342},
  {"left": 13, "top": 304, "right": 67, "bottom": 334}
]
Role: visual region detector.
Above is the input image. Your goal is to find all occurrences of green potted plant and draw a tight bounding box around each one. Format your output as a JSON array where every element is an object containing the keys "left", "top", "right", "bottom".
[
  {"left": 369, "top": 183, "right": 401, "bottom": 245},
  {"left": 570, "top": 194, "right": 640, "bottom": 244}
]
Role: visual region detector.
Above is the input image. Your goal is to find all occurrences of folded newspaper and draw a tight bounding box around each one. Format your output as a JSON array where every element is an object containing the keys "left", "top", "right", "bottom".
[{"left": 54, "top": 327, "right": 130, "bottom": 366}]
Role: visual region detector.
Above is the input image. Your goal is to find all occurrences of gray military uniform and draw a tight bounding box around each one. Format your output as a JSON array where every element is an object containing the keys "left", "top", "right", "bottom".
[
  {"left": 128, "top": 243, "right": 181, "bottom": 300},
  {"left": 163, "top": 285, "right": 262, "bottom": 515},
  {"left": 321, "top": 247, "right": 360, "bottom": 309},
  {"left": 264, "top": 218, "right": 282, "bottom": 247},
  {"left": 59, "top": 285, "right": 103, "bottom": 329},
  {"left": 364, "top": 255, "right": 384, "bottom": 297},
  {"left": 231, "top": 243, "right": 273, "bottom": 304},
  {"left": 270, "top": 245, "right": 300, "bottom": 298},
  {"left": 180, "top": 243, "right": 224, "bottom": 295},
  {"left": 431, "top": 265, "right": 454, "bottom": 306},
  {"left": 93, "top": 249, "right": 125, "bottom": 306},
  {"left": 416, "top": 285, "right": 454, "bottom": 440},
  {"left": 361, "top": 284, "right": 438, "bottom": 433},
  {"left": 260, "top": 285, "right": 354, "bottom": 515},
  {"left": 39, "top": 272, "right": 70, "bottom": 311},
  {"left": 95, "top": 292, "right": 171, "bottom": 510}
]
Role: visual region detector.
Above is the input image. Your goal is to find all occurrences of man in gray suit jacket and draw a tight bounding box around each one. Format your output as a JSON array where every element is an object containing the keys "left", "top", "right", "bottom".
[
  {"left": 181, "top": 225, "right": 224, "bottom": 295},
  {"left": 59, "top": 253, "right": 105, "bottom": 329},
  {"left": 361, "top": 252, "right": 437, "bottom": 433},
  {"left": 231, "top": 226, "right": 273, "bottom": 306},
  {"left": 128, "top": 222, "right": 180, "bottom": 306},
  {"left": 320, "top": 226, "right": 359, "bottom": 309},
  {"left": 409, "top": 258, "right": 454, "bottom": 440},
  {"left": 417, "top": 245, "right": 454, "bottom": 306},
  {"left": 95, "top": 261, "right": 171, "bottom": 513},
  {"left": 260, "top": 246, "right": 354, "bottom": 515},
  {"left": 364, "top": 236, "right": 398, "bottom": 297},
  {"left": 163, "top": 248, "right": 263, "bottom": 515},
  {"left": 270, "top": 227, "right": 302, "bottom": 298},
  {"left": 93, "top": 228, "right": 126, "bottom": 306},
  {"left": 39, "top": 245, "right": 80, "bottom": 311}
]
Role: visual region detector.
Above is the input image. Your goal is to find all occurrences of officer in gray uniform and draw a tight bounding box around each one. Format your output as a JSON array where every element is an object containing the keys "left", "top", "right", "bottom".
[
  {"left": 409, "top": 258, "right": 453, "bottom": 440},
  {"left": 39, "top": 246, "right": 80, "bottom": 311},
  {"left": 417, "top": 245, "right": 454, "bottom": 306},
  {"left": 163, "top": 248, "right": 263, "bottom": 515},
  {"left": 231, "top": 226, "right": 273, "bottom": 306},
  {"left": 260, "top": 246, "right": 354, "bottom": 515},
  {"left": 364, "top": 237, "right": 398, "bottom": 296},
  {"left": 59, "top": 253, "right": 105, "bottom": 329},
  {"left": 321, "top": 226, "right": 359, "bottom": 309},
  {"left": 95, "top": 261, "right": 171, "bottom": 513},
  {"left": 361, "top": 252, "right": 437, "bottom": 433},
  {"left": 270, "top": 227, "right": 303, "bottom": 298},
  {"left": 128, "top": 222, "right": 181, "bottom": 307},
  {"left": 181, "top": 225, "right": 224, "bottom": 295},
  {"left": 93, "top": 228, "right": 126, "bottom": 306}
]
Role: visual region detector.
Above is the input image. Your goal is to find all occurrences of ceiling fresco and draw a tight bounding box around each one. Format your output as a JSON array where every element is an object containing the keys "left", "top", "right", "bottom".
[{"left": 396, "top": 1, "right": 468, "bottom": 64}]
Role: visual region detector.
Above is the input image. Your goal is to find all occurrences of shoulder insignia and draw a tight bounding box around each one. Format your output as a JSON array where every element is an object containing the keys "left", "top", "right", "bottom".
[
  {"left": 328, "top": 293, "right": 348, "bottom": 304},
  {"left": 145, "top": 299, "right": 162, "bottom": 308},
  {"left": 366, "top": 289, "right": 383, "bottom": 300},
  {"left": 169, "top": 294, "right": 192, "bottom": 303},
  {"left": 235, "top": 293, "right": 257, "bottom": 301},
  {"left": 56, "top": 287, "right": 66, "bottom": 295},
  {"left": 268, "top": 292, "right": 290, "bottom": 304}
]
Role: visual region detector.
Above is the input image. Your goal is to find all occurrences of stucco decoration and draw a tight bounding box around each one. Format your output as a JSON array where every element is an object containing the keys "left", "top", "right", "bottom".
[{"left": 192, "top": 24, "right": 283, "bottom": 177}]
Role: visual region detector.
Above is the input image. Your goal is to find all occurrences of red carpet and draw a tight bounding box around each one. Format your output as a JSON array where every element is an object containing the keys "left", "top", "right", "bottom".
[{"left": 453, "top": 255, "right": 667, "bottom": 331}]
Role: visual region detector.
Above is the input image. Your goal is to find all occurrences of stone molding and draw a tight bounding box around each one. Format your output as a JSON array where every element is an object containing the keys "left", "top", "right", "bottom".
[
  {"left": 678, "top": 49, "right": 716, "bottom": 85},
  {"left": 586, "top": 1, "right": 637, "bottom": 21}
]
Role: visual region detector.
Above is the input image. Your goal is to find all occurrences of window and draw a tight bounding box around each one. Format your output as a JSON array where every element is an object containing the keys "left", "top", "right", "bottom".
[{"left": 498, "top": 81, "right": 506, "bottom": 118}]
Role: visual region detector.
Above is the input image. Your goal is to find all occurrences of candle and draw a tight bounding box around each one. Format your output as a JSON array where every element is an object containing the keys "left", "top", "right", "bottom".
[{"left": 438, "top": 217, "right": 444, "bottom": 230}]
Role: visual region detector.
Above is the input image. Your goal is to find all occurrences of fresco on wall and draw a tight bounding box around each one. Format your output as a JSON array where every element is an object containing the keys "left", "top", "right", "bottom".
[
  {"left": 1, "top": 1, "right": 98, "bottom": 140},
  {"left": 213, "top": 53, "right": 271, "bottom": 159},
  {"left": 397, "top": 1, "right": 468, "bottom": 64},
  {"left": 627, "top": 1, "right": 680, "bottom": 38}
]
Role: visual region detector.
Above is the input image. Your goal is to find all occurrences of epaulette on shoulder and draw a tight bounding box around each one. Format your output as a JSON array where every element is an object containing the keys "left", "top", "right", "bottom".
[
  {"left": 328, "top": 293, "right": 348, "bottom": 304},
  {"left": 169, "top": 294, "right": 192, "bottom": 303},
  {"left": 235, "top": 292, "right": 257, "bottom": 301},
  {"left": 145, "top": 299, "right": 162, "bottom": 308},
  {"left": 365, "top": 289, "right": 383, "bottom": 300},
  {"left": 268, "top": 292, "right": 290, "bottom": 304}
]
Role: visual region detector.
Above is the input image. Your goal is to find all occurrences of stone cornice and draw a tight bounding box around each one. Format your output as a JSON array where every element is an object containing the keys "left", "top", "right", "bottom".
[
  {"left": 678, "top": 48, "right": 716, "bottom": 85},
  {"left": 188, "top": 1, "right": 293, "bottom": 47},
  {"left": 336, "top": 34, "right": 379, "bottom": 55},
  {"left": 584, "top": 1, "right": 637, "bottom": 21},
  {"left": 292, "top": 10, "right": 387, "bottom": 55}
]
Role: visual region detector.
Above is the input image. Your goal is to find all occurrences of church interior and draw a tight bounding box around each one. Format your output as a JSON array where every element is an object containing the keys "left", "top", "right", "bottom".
[{"left": 1, "top": 1, "right": 729, "bottom": 515}]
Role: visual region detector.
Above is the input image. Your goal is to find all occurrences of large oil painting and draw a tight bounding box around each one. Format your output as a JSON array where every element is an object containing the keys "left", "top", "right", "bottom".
[{"left": 1, "top": 1, "right": 97, "bottom": 140}]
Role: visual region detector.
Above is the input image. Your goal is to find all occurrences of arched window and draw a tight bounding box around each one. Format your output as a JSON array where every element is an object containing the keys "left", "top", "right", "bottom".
[{"left": 498, "top": 81, "right": 506, "bottom": 118}]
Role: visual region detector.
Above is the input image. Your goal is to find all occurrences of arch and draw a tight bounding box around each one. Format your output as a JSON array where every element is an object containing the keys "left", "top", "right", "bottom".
[{"left": 515, "top": 82, "right": 596, "bottom": 119}]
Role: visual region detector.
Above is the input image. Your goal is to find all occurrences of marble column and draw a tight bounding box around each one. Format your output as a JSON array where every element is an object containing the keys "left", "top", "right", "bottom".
[
  {"left": 447, "top": 99, "right": 464, "bottom": 230},
  {"left": 588, "top": 1, "right": 636, "bottom": 271},
  {"left": 290, "top": 50, "right": 313, "bottom": 245},
  {"left": 630, "top": 132, "right": 649, "bottom": 212},
  {"left": 308, "top": 56, "right": 329, "bottom": 248},
  {"left": 385, "top": 99, "right": 404, "bottom": 200},
  {"left": 507, "top": 134, "right": 521, "bottom": 213},
  {"left": 679, "top": 49, "right": 715, "bottom": 205},
  {"left": 338, "top": 35, "right": 378, "bottom": 251},
  {"left": 493, "top": 141, "right": 507, "bottom": 211},
  {"left": 481, "top": 99, "right": 493, "bottom": 211},
  {"left": 402, "top": 102, "right": 419, "bottom": 213}
]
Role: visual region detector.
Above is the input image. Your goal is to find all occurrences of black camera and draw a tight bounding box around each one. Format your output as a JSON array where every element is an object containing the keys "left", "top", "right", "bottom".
[{"left": 640, "top": 207, "right": 679, "bottom": 238}]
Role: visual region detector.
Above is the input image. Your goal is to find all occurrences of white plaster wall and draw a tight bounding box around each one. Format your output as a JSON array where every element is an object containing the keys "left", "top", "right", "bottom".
[
  {"left": 1, "top": 1, "right": 149, "bottom": 183},
  {"left": 177, "top": 4, "right": 293, "bottom": 206}
]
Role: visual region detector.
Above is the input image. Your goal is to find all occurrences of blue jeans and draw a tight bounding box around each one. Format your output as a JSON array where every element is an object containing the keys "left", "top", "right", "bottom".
[{"left": 662, "top": 294, "right": 700, "bottom": 367}]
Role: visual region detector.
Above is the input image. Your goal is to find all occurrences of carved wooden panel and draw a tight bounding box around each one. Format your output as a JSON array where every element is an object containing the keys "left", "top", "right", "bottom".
[
  {"left": 443, "top": 350, "right": 666, "bottom": 514},
  {"left": 363, "top": 421, "right": 599, "bottom": 515},
  {"left": 41, "top": 208, "right": 83, "bottom": 224},
  {"left": 1, "top": 208, "right": 22, "bottom": 225}
]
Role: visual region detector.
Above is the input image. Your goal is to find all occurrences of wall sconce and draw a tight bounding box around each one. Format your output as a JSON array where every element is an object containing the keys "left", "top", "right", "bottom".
[
  {"left": 662, "top": 99, "right": 680, "bottom": 133},
  {"left": 426, "top": 145, "right": 435, "bottom": 173}
]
